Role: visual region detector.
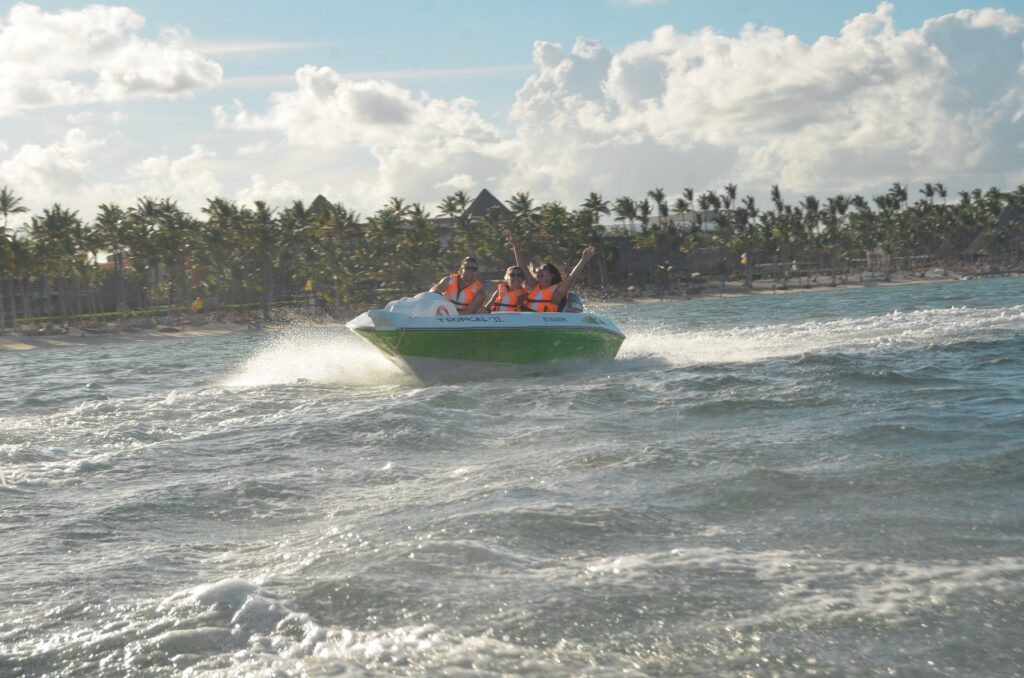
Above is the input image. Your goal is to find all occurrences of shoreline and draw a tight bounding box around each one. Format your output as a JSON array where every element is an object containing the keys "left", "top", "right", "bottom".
[
  {"left": 0, "top": 274, "right": 986, "bottom": 352},
  {"left": 0, "top": 321, "right": 268, "bottom": 352},
  {"left": 586, "top": 272, "right": 964, "bottom": 305}
]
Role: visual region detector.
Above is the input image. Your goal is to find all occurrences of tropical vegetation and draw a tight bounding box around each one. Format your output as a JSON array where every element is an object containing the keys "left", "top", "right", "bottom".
[{"left": 0, "top": 181, "right": 1022, "bottom": 328}]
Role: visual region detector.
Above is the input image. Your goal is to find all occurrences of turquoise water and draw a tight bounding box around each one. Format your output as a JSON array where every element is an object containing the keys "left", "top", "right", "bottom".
[{"left": 2, "top": 278, "right": 1022, "bottom": 676}]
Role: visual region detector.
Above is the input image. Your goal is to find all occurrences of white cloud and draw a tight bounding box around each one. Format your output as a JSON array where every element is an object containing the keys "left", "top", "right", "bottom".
[
  {"left": 505, "top": 3, "right": 1024, "bottom": 199},
  {"left": 216, "top": 65, "right": 504, "bottom": 147},
  {"left": 0, "top": 128, "right": 104, "bottom": 198},
  {"left": 4, "top": 3, "right": 1023, "bottom": 222},
  {"left": 191, "top": 40, "right": 317, "bottom": 56},
  {"left": 0, "top": 132, "right": 223, "bottom": 217},
  {"left": 235, "top": 174, "right": 303, "bottom": 207},
  {"left": 0, "top": 3, "right": 222, "bottom": 116},
  {"left": 435, "top": 173, "right": 477, "bottom": 191},
  {"left": 124, "top": 144, "right": 222, "bottom": 208},
  {"left": 237, "top": 141, "right": 273, "bottom": 156},
  {"left": 216, "top": 65, "right": 515, "bottom": 208},
  {"left": 212, "top": 5, "right": 1024, "bottom": 211}
]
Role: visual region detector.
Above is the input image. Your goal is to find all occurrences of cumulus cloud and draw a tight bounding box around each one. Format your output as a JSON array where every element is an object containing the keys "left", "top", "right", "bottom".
[
  {"left": 508, "top": 3, "right": 1024, "bottom": 198},
  {"left": 235, "top": 174, "right": 303, "bottom": 207},
  {"left": 215, "top": 3, "right": 1022, "bottom": 210},
  {"left": 6, "top": 3, "right": 1023, "bottom": 220},
  {"left": 216, "top": 65, "right": 501, "bottom": 147},
  {"left": 0, "top": 3, "right": 222, "bottom": 116},
  {"left": 209, "top": 3, "right": 1024, "bottom": 209},
  {"left": 216, "top": 65, "right": 515, "bottom": 207},
  {"left": 0, "top": 133, "right": 222, "bottom": 218},
  {"left": 435, "top": 173, "right": 477, "bottom": 191},
  {"left": 0, "top": 128, "right": 104, "bottom": 198},
  {"left": 124, "top": 144, "right": 222, "bottom": 208}
]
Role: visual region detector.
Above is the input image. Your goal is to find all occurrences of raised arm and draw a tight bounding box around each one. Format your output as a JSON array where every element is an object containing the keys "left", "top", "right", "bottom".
[
  {"left": 508, "top": 232, "right": 537, "bottom": 288},
  {"left": 560, "top": 245, "right": 598, "bottom": 295}
]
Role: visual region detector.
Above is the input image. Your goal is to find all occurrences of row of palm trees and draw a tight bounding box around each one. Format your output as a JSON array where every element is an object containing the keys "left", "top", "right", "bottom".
[{"left": 0, "top": 181, "right": 1022, "bottom": 328}]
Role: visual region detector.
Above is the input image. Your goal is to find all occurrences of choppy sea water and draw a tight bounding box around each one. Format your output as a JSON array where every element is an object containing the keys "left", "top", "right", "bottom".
[{"left": 2, "top": 277, "right": 1023, "bottom": 676}]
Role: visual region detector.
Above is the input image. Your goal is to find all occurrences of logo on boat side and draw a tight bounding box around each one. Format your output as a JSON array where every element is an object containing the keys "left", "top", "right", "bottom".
[
  {"left": 541, "top": 316, "right": 567, "bottom": 322},
  {"left": 436, "top": 316, "right": 504, "bottom": 323}
]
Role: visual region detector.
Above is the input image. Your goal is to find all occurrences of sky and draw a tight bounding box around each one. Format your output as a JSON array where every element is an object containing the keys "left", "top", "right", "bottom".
[{"left": 1, "top": 0, "right": 1022, "bottom": 223}]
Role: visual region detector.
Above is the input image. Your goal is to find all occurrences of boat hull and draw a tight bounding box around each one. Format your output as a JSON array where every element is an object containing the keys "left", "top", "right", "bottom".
[{"left": 347, "top": 311, "right": 625, "bottom": 380}]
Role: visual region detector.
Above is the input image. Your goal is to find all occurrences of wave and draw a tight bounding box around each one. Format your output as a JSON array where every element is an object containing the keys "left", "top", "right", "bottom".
[{"left": 620, "top": 304, "right": 1024, "bottom": 367}]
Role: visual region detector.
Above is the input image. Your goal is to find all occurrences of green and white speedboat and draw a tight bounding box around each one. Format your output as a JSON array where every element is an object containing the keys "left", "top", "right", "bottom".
[{"left": 346, "top": 292, "right": 625, "bottom": 381}]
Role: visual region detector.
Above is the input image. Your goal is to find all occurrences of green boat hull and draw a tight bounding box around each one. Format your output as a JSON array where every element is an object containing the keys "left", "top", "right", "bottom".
[
  {"left": 346, "top": 306, "right": 626, "bottom": 380},
  {"left": 354, "top": 325, "right": 624, "bottom": 365}
]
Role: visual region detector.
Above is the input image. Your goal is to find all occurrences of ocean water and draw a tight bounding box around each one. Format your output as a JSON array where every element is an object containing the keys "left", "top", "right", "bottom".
[{"left": 1, "top": 277, "right": 1022, "bottom": 676}]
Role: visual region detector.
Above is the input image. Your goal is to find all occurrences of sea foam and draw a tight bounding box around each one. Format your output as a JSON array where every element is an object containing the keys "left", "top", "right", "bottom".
[
  {"left": 222, "top": 327, "right": 412, "bottom": 387},
  {"left": 620, "top": 304, "right": 1024, "bottom": 367}
]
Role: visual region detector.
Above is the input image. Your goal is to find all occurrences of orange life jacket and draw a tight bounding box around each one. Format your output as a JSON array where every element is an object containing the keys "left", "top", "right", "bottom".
[
  {"left": 443, "top": 274, "right": 483, "bottom": 312},
  {"left": 490, "top": 283, "right": 525, "bottom": 312},
  {"left": 524, "top": 284, "right": 559, "bottom": 312}
]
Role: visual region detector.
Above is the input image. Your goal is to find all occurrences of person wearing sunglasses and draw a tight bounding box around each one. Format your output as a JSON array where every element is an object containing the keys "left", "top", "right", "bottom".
[
  {"left": 429, "top": 257, "right": 485, "bottom": 314},
  {"left": 509, "top": 233, "right": 598, "bottom": 312},
  {"left": 484, "top": 266, "right": 528, "bottom": 312}
]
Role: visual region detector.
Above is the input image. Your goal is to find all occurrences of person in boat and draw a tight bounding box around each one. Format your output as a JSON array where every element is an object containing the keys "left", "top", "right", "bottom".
[
  {"left": 509, "top": 234, "right": 598, "bottom": 312},
  {"left": 430, "top": 257, "right": 485, "bottom": 314},
  {"left": 484, "top": 266, "right": 528, "bottom": 313}
]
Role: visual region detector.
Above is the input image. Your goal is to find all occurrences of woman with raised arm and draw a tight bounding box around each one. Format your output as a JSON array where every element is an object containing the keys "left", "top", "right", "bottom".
[{"left": 509, "top": 233, "right": 597, "bottom": 312}]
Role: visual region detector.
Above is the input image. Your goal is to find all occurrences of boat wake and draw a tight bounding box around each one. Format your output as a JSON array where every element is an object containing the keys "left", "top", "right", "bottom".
[
  {"left": 619, "top": 304, "right": 1024, "bottom": 367},
  {"left": 222, "top": 328, "right": 412, "bottom": 387}
]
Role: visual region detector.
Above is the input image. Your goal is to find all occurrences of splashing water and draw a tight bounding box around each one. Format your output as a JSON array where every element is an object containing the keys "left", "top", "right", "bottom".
[
  {"left": 620, "top": 303, "right": 1024, "bottom": 366},
  {"left": 3, "top": 278, "right": 1023, "bottom": 676},
  {"left": 222, "top": 326, "right": 412, "bottom": 387}
]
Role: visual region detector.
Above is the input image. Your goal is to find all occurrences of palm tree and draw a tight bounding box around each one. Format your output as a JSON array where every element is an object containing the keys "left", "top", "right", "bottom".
[
  {"left": 26, "top": 204, "right": 84, "bottom": 319},
  {"left": 0, "top": 187, "right": 30, "bottom": 330},
  {"left": 798, "top": 195, "right": 821, "bottom": 285},
  {"left": 506, "top": 191, "right": 539, "bottom": 238},
  {"left": 637, "top": 199, "right": 652, "bottom": 228},
  {"left": 437, "top": 194, "right": 462, "bottom": 221},
  {"left": 443, "top": 190, "right": 474, "bottom": 258},
  {"left": 247, "top": 201, "right": 282, "bottom": 321},
  {"left": 94, "top": 204, "right": 129, "bottom": 314},
  {"left": 888, "top": 182, "right": 908, "bottom": 212},
  {"left": 721, "top": 183, "right": 738, "bottom": 210},
  {"left": 151, "top": 199, "right": 196, "bottom": 309},
  {"left": 8, "top": 234, "right": 34, "bottom": 322},
  {"left": 739, "top": 195, "right": 759, "bottom": 288},
  {"left": 613, "top": 196, "right": 637, "bottom": 231},
  {"left": 124, "top": 198, "right": 167, "bottom": 308},
  {"left": 385, "top": 196, "right": 411, "bottom": 221},
  {"left": 581, "top": 192, "right": 610, "bottom": 226},
  {"left": 647, "top": 188, "right": 668, "bottom": 219},
  {"left": 823, "top": 195, "right": 850, "bottom": 285}
]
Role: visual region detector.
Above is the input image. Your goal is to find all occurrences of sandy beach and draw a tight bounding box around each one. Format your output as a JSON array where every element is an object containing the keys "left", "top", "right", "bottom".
[{"left": 0, "top": 322, "right": 265, "bottom": 352}]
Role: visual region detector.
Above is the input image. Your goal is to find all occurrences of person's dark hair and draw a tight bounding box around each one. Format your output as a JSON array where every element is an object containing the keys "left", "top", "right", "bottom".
[
  {"left": 461, "top": 257, "right": 478, "bottom": 268},
  {"left": 539, "top": 262, "right": 562, "bottom": 284}
]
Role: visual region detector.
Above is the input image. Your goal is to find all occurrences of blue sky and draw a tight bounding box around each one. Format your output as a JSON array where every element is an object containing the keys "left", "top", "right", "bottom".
[{"left": 1, "top": 1, "right": 1021, "bottom": 219}]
